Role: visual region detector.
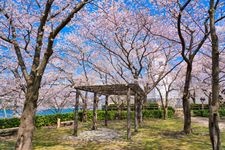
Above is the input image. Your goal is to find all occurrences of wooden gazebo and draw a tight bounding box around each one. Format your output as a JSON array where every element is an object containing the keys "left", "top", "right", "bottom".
[{"left": 73, "top": 83, "right": 145, "bottom": 139}]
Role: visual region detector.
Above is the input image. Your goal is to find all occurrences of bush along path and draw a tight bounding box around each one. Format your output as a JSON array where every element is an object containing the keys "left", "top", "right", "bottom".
[{"left": 0, "top": 110, "right": 174, "bottom": 129}]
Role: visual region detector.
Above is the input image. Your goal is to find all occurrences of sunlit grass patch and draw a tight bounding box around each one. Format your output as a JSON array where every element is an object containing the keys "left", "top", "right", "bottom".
[{"left": 0, "top": 118, "right": 224, "bottom": 150}]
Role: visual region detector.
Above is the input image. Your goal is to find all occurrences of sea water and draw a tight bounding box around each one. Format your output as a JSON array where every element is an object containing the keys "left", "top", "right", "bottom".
[{"left": 0, "top": 108, "right": 75, "bottom": 119}]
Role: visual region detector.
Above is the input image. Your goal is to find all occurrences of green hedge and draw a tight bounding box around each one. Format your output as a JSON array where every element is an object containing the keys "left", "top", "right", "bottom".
[
  {"left": 191, "top": 104, "right": 209, "bottom": 110},
  {"left": 0, "top": 118, "right": 20, "bottom": 129},
  {"left": 35, "top": 113, "right": 74, "bottom": 128},
  {"left": 191, "top": 103, "right": 225, "bottom": 110},
  {"left": 192, "top": 109, "right": 225, "bottom": 117},
  {"left": 102, "top": 102, "right": 160, "bottom": 111},
  {"left": 0, "top": 110, "right": 174, "bottom": 129},
  {"left": 168, "top": 106, "right": 175, "bottom": 112}
]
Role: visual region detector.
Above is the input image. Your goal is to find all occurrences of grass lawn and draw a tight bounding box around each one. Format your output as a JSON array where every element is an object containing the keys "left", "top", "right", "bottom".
[{"left": 0, "top": 118, "right": 224, "bottom": 150}]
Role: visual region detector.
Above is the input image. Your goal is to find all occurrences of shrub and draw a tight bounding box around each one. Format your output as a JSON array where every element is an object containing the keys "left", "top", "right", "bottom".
[
  {"left": 0, "top": 110, "right": 174, "bottom": 129},
  {"left": 143, "top": 102, "right": 159, "bottom": 110},
  {"left": 168, "top": 106, "right": 175, "bottom": 112},
  {"left": 167, "top": 109, "right": 175, "bottom": 118},
  {"left": 97, "top": 111, "right": 108, "bottom": 120},
  {"left": 34, "top": 113, "right": 74, "bottom": 128},
  {"left": 0, "top": 118, "right": 20, "bottom": 129},
  {"left": 192, "top": 110, "right": 209, "bottom": 117},
  {"left": 191, "top": 104, "right": 209, "bottom": 110},
  {"left": 219, "top": 109, "right": 225, "bottom": 117},
  {"left": 192, "top": 109, "right": 225, "bottom": 117},
  {"left": 191, "top": 103, "right": 225, "bottom": 110},
  {"left": 103, "top": 104, "right": 118, "bottom": 111},
  {"left": 143, "top": 110, "right": 161, "bottom": 118},
  {"left": 103, "top": 102, "right": 160, "bottom": 111},
  {"left": 220, "top": 103, "right": 225, "bottom": 109}
]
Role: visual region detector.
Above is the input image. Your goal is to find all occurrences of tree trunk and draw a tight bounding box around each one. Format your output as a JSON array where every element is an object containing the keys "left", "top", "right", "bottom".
[
  {"left": 201, "top": 102, "right": 204, "bottom": 110},
  {"left": 182, "top": 64, "right": 192, "bottom": 134},
  {"left": 119, "top": 104, "right": 123, "bottom": 120},
  {"left": 127, "top": 88, "right": 131, "bottom": 139},
  {"left": 92, "top": 93, "right": 98, "bottom": 130},
  {"left": 73, "top": 90, "right": 79, "bottom": 136},
  {"left": 137, "top": 99, "right": 143, "bottom": 124},
  {"left": 134, "top": 94, "right": 138, "bottom": 132},
  {"left": 209, "top": 1, "right": 221, "bottom": 149},
  {"left": 209, "top": 107, "right": 221, "bottom": 150},
  {"left": 164, "top": 92, "right": 169, "bottom": 120},
  {"left": 163, "top": 106, "right": 168, "bottom": 120},
  {"left": 105, "top": 95, "right": 108, "bottom": 126},
  {"left": 133, "top": 77, "right": 142, "bottom": 124},
  {"left": 116, "top": 104, "right": 120, "bottom": 120},
  {"left": 15, "top": 85, "right": 39, "bottom": 150},
  {"left": 82, "top": 92, "right": 88, "bottom": 122}
]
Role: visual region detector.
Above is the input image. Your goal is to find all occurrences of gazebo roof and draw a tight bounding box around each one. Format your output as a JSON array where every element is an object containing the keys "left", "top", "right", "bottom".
[{"left": 74, "top": 83, "right": 145, "bottom": 96}]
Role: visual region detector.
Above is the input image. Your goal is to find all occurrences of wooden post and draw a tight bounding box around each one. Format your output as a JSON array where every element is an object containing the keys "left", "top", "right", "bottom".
[
  {"left": 127, "top": 87, "right": 131, "bottom": 139},
  {"left": 134, "top": 94, "right": 138, "bottom": 132},
  {"left": 92, "top": 92, "right": 98, "bottom": 130},
  {"left": 73, "top": 90, "right": 79, "bottom": 136},
  {"left": 82, "top": 91, "right": 88, "bottom": 122},
  {"left": 57, "top": 118, "right": 61, "bottom": 129},
  {"left": 137, "top": 99, "right": 143, "bottom": 124},
  {"left": 105, "top": 95, "right": 109, "bottom": 126}
]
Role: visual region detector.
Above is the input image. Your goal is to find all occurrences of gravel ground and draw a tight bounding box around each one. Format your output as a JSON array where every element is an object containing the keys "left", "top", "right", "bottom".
[
  {"left": 191, "top": 117, "right": 225, "bottom": 130},
  {"left": 64, "top": 128, "right": 121, "bottom": 142}
]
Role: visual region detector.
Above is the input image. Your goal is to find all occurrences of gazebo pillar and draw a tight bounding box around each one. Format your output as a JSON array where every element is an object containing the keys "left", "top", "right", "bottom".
[
  {"left": 134, "top": 93, "right": 138, "bottom": 132},
  {"left": 73, "top": 90, "right": 80, "bottom": 136},
  {"left": 92, "top": 92, "right": 98, "bottom": 130},
  {"left": 105, "top": 95, "right": 109, "bottom": 126},
  {"left": 137, "top": 99, "right": 143, "bottom": 124},
  {"left": 127, "top": 87, "right": 131, "bottom": 139}
]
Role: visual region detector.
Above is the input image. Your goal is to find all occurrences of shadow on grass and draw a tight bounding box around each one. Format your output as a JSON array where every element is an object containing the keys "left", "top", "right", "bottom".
[
  {"left": 0, "top": 140, "right": 15, "bottom": 150},
  {"left": 33, "top": 127, "right": 73, "bottom": 148},
  {"left": 161, "top": 130, "right": 186, "bottom": 139},
  {"left": 1, "top": 119, "right": 225, "bottom": 150}
]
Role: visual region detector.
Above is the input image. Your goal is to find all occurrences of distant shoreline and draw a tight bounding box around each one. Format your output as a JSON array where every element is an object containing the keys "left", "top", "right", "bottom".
[{"left": 0, "top": 107, "right": 75, "bottom": 119}]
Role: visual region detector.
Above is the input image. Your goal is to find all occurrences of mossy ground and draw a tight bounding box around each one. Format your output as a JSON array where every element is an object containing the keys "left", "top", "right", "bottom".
[{"left": 0, "top": 118, "right": 224, "bottom": 150}]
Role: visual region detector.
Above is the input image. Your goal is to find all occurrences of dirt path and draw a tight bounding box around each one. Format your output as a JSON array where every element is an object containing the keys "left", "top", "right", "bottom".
[
  {"left": 191, "top": 117, "right": 225, "bottom": 130},
  {"left": 63, "top": 128, "right": 121, "bottom": 142}
]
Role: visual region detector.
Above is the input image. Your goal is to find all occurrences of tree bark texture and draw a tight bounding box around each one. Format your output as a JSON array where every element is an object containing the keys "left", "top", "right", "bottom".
[
  {"left": 163, "top": 107, "right": 168, "bottom": 120},
  {"left": 209, "top": 0, "right": 221, "bottom": 149},
  {"left": 105, "top": 95, "right": 109, "bottom": 126},
  {"left": 82, "top": 92, "right": 88, "bottom": 122},
  {"left": 134, "top": 94, "right": 138, "bottom": 132},
  {"left": 73, "top": 90, "right": 80, "bottom": 136},
  {"left": 92, "top": 93, "right": 98, "bottom": 130},
  {"left": 127, "top": 88, "right": 131, "bottom": 139},
  {"left": 12, "top": 1, "right": 88, "bottom": 149},
  {"left": 15, "top": 84, "right": 39, "bottom": 150},
  {"left": 137, "top": 98, "right": 143, "bottom": 124},
  {"left": 182, "top": 64, "right": 192, "bottom": 134}
]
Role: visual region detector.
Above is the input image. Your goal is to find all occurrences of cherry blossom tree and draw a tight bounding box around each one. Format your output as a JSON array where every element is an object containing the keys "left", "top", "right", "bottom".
[
  {"left": 209, "top": 0, "right": 224, "bottom": 148},
  {"left": 151, "top": 0, "right": 210, "bottom": 134},
  {"left": 50, "top": 57, "right": 89, "bottom": 121},
  {"left": 67, "top": 1, "right": 183, "bottom": 125},
  {"left": 0, "top": 53, "right": 26, "bottom": 117},
  {"left": 149, "top": 0, "right": 225, "bottom": 135},
  {"left": 155, "top": 67, "right": 182, "bottom": 119},
  {"left": 0, "top": 0, "right": 90, "bottom": 149},
  {"left": 0, "top": 54, "right": 75, "bottom": 116}
]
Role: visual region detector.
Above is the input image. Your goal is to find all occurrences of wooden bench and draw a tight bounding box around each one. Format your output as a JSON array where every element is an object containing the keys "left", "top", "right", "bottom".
[
  {"left": 61, "top": 121, "right": 73, "bottom": 126},
  {"left": 0, "top": 127, "right": 19, "bottom": 137},
  {"left": 57, "top": 118, "right": 73, "bottom": 128}
]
